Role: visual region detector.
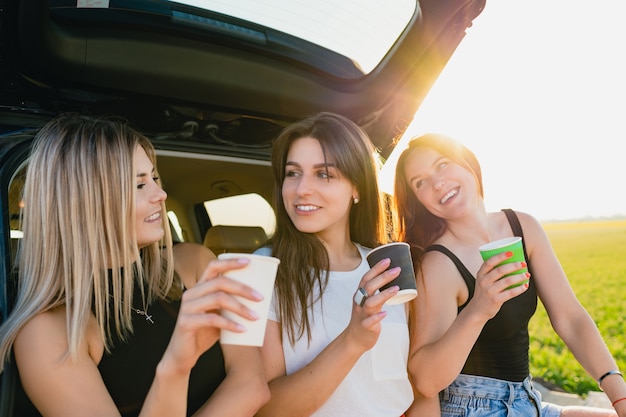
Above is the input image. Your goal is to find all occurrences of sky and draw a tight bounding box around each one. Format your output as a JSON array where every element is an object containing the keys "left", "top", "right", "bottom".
[{"left": 380, "top": 0, "right": 626, "bottom": 222}]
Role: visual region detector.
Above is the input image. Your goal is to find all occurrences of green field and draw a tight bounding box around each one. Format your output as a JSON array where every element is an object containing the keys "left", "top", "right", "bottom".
[{"left": 529, "top": 219, "right": 626, "bottom": 396}]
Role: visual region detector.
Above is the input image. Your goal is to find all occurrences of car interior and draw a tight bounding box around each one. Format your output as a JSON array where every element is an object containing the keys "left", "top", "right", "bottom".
[{"left": 0, "top": 0, "right": 486, "bottom": 415}]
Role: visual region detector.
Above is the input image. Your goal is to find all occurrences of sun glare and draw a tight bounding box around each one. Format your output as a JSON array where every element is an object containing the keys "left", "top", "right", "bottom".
[{"left": 381, "top": 0, "right": 626, "bottom": 222}]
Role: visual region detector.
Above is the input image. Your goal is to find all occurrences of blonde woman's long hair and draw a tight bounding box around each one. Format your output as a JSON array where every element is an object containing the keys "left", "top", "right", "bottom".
[{"left": 0, "top": 114, "right": 176, "bottom": 371}]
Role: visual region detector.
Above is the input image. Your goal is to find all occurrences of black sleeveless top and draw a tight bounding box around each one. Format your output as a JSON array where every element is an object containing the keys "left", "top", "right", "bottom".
[
  {"left": 425, "top": 209, "right": 537, "bottom": 382},
  {"left": 13, "top": 282, "right": 226, "bottom": 417},
  {"left": 98, "top": 290, "right": 226, "bottom": 417}
]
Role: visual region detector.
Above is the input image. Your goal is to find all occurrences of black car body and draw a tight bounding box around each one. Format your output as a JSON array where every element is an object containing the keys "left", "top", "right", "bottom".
[{"left": 0, "top": 0, "right": 485, "bottom": 415}]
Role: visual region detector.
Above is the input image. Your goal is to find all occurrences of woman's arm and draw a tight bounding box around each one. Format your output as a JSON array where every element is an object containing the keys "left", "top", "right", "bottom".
[
  {"left": 15, "top": 244, "right": 265, "bottom": 417},
  {"left": 14, "top": 309, "right": 124, "bottom": 417},
  {"left": 407, "top": 252, "right": 481, "bottom": 398},
  {"left": 519, "top": 212, "right": 626, "bottom": 416},
  {"left": 256, "top": 318, "right": 368, "bottom": 417},
  {"left": 193, "top": 345, "right": 270, "bottom": 417},
  {"left": 174, "top": 243, "right": 270, "bottom": 416},
  {"left": 408, "top": 250, "right": 529, "bottom": 397},
  {"left": 146, "top": 248, "right": 266, "bottom": 416},
  {"left": 15, "top": 308, "right": 212, "bottom": 417},
  {"left": 406, "top": 307, "right": 441, "bottom": 417},
  {"left": 172, "top": 242, "right": 217, "bottom": 289},
  {"left": 255, "top": 259, "right": 401, "bottom": 417},
  {"left": 404, "top": 390, "right": 441, "bottom": 417}
]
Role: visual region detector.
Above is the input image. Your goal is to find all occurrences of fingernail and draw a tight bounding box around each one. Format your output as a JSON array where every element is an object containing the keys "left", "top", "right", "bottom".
[
  {"left": 389, "top": 267, "right": 401, "bottom": 274},
  {"left": 252, "top": 290, "right": 264, "bottom": 300},
  {"left": 237, "top": 257, "right": 251, "bottom": 264},
  {"left": 505, "top": 251, "right": 513, "bottom": 258},
  {"left": 381, "top": 258, "right": 392, "bottom": 266},
  {"left": 235, "top": 323, "right": 246, "bottom": 331},
  {"left": 521, "top": 261, "right": 527, "bottom": 268},
  {"left": 248, "top": 310, "right": 259, "bottom": 320},
  {"left": 524, "top": 283, "right": 529, "bottom": 289},
  {"left": 525, "top": 272, "right": 531, "bottom": 278}
]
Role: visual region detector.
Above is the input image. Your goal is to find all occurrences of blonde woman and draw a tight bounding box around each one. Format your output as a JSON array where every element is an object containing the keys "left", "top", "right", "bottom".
[{"left": 0, "top": 114, "right": 269, "bottom": 417}]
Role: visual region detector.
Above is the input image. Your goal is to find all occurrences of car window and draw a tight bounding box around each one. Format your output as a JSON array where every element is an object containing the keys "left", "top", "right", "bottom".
[
  {"left": 172, "top": 0, "right": 417, "bottom": 74},
  {"left": 70, "top": 0, "right": 416, "bottom": 77},
  {"left": 204, "top": 193, "right": 276, "bottom": 238},
  {"left": 167, "top": 211, "right": 184, "bottom": 243},
  {"left": 7, "top": 164, "right": 26, "bottom": 266}
]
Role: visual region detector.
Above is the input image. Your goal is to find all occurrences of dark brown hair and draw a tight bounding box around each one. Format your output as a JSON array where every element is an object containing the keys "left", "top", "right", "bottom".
[
  {"left": 393, "top": 133, "right": 483, "bottom": 256},
  {"left": 270, "top": 112, "right": 389, "bottom": 345}
]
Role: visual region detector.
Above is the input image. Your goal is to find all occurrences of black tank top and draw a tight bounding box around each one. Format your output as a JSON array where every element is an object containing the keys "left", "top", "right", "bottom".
[
  {"left": 98, "top": 292, "right": 226, "bottom": 416},
  {"left": 425, "top": 209, "right": 537, "bottom": 382},
  {"left": 13, "top": 284, "right": 226, "bottom": 417}
]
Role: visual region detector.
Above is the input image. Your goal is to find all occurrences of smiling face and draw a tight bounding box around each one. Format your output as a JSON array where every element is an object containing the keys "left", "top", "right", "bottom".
[
  {"left": 281, "top": 137, "right": 358, "bottom": 240},
  {"left": 134, "top": 145, "right": 168, "bottom": 248},
  {"left": 403, "top": 146, "right": 480, "bottom": 220}
]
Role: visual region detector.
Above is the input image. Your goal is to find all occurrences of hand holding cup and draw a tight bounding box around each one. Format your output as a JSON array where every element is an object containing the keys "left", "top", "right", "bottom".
[{"left": 478, "top": 237, "right": 529, "bottom": 289}]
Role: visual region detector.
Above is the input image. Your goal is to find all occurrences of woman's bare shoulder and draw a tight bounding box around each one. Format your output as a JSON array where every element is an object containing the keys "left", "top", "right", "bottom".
[
  {"left": 420, "top": 248, "right": 465, "bottom": 284},
  {"left": 173, "top": 242, "right": 216, "bottom": 261},
  {"left": 493, "top": 209, "right": 541, "bottom": 229},
  {"left": 173, "top": 242, "right": 217, "bottom": 286},
  {"left": 15, "top": 307, "right": 67, "bottom": 344},
  {"left": 14, "top": 307, "right": 103, "bottom": 363}
]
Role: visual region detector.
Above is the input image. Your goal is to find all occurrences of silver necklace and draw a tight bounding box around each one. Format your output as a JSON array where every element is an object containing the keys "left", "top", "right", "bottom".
[
  {"left": 106, "top": 268, "right": 155, "bottom": 324},
  {"left": 131, "top": 306, "right": 154, "bottom": 324},
  {"left": 109, "top": 294, "right": 155, "bottom": 324},
  {"left": 132, "top": 284, "right": 155, "bottom": 324}
]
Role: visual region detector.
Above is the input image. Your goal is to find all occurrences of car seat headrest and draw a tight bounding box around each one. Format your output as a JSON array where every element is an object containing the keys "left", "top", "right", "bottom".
[{"left": 203, "top": 225, "right": 268, "bottom": 254}]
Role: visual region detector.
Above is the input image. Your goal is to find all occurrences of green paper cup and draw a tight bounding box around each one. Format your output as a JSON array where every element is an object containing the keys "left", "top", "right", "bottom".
[{"left": 479, "top": 236, "right": 528, "bottom": 288}]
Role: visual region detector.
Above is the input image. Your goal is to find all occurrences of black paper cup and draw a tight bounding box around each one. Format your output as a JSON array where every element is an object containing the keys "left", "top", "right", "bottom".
[{"left": 366, "top": 242, "right": 417, "bottom": 305}]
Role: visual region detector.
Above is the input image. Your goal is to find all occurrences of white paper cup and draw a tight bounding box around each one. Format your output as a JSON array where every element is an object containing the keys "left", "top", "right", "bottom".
[{"left": 217, "top": 253, "right": 280, "bottom": 346}]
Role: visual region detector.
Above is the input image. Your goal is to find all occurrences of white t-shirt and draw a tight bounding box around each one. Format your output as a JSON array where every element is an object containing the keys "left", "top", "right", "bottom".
[{"left": 266, "top": 244, "right": 413, "bottom": 417}]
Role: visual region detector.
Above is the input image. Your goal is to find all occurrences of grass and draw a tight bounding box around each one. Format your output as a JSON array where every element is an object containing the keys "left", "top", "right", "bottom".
[{"left": 529, "top": 219, "right": 626, "bottom": 396}]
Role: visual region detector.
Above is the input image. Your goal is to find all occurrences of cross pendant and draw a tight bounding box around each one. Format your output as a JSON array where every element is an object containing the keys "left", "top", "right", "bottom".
[{"left": 133, "top": 308, "right": 155, "bottom": 324}]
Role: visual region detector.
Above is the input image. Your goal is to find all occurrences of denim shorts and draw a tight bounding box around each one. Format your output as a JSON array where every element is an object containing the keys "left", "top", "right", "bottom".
[{"left": 439, "top": 374, "right": 562, "bottom": 417}]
